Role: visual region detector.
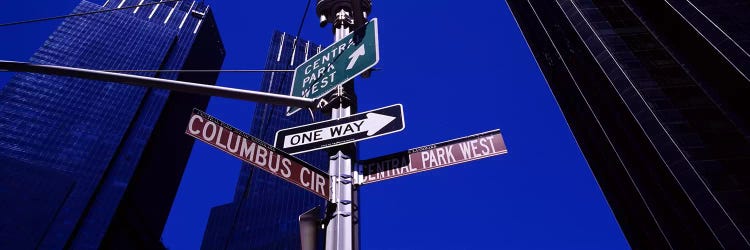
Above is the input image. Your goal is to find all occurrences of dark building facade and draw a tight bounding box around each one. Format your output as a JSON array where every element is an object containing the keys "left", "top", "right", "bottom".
[
  {"left": 0, "top": 0, "right": 225, "bottom": 249},
  {"left": 201, "top": 32, "right": 329, "bottom": 250},
  {"left": 507, "top": 0, "right": 750, "bottom": 249}
]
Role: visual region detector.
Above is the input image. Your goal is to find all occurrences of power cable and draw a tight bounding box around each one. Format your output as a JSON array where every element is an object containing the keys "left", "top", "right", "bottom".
[
  {"left": 2, "top": 67, "right": 290, "bottom": 73},
  {"left": 0, "top": 0, "right": 179, "bottom": 27},
  {"left": 293, "top": 0, "right": 317, "bottom": 121},
  {"left": 105, "top": 69, "right": 293, "bottom": 73},
  {"left": 222, "top": 1, "right": 315, "bottom": 249},
  {"left": 295, "top": 0, "right": 313, "bottom": 38}
]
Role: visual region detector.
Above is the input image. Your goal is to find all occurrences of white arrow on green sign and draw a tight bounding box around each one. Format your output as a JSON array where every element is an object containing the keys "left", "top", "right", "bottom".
[{"left": 286, "top": 18, "right": 380, "bottom": 116}]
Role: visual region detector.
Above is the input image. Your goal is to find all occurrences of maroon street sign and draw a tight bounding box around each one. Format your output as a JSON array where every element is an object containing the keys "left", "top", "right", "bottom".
[
  {"left": 360, "top": 130, "right": 507, "bottom": 185},
  {"left": 185, "top": 109, "right": 330, "bottom": 199}
]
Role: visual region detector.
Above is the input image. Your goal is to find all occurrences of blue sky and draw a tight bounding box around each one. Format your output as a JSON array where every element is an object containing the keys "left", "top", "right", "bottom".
[{"left": 0, "top": 0, "right": 630, "bottom": 249}]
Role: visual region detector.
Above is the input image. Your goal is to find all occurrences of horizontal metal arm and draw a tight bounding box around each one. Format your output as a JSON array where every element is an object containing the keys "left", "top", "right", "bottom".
[{"left": 0, "top": 60, "right": 315, "bottom": 108}]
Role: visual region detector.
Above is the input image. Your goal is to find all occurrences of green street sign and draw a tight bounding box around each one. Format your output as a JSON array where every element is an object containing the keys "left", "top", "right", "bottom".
[{"left": 287, "top": 18, "right": 380, "bottom": 116}]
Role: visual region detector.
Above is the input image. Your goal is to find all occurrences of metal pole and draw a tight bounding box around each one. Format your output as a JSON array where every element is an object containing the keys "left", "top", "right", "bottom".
[
  {"left": 318, "top": 1, "right": 368, "bottom": 249},
  {"left": 325, "top": 10, "right": 356, "bottom": 249},
  {"left": 0, "top": 60, "right": 316, "bottom": 108}
]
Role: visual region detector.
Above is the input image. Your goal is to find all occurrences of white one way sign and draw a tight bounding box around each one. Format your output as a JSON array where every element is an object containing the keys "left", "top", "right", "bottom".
[
  {"left": 275, "top": 104, "right": 405, "bottom": 155},
  {"left": 282, "top": 113, "right": 395, "bottom": 148}
]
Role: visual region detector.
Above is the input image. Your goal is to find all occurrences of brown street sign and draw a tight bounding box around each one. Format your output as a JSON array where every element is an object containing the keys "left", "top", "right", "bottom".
[
  {"left": 360, "top": 130, "right": 508, "bottom": 185},
  {"left": 185, "top": 109, "right": 330, "bottom": 199}
]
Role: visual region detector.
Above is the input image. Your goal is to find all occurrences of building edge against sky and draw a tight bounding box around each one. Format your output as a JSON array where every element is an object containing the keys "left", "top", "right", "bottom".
[
  {"left": 200, "top": 31, "right": 329, "bottom": 249},
  {"left": 507, "top": 0, "right": 750, "bottom": 249},
  {"left": 0, "top": 0, "right": 225, "bottom": 248}
]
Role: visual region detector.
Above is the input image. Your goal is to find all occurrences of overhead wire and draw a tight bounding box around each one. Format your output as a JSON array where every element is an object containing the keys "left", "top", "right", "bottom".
[
  {"left": 0, "top": 0, "right": 180, "bottom": 27},
  {"left": 105, "top": 69, "right": 294, "bottom": 73},
  {"left": 0, "top": 1, "right": 295, "bottom": 73},
  {"left": 296, "top": 0, "right": 313, "bottom": 38},
  {"left": 223, "top": 1, "right": 315, "bottom": 249},
  {"left": 295, "top": 0, "right": 316, "bottom": 120}
]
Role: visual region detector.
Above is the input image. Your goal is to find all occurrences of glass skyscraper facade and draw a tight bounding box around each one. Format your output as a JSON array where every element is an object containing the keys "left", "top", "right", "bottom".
[
  {"left": 0, "top": 0, "right": 225, "bottom": 249},
  {"left": 201, "top": 31, "right": 330, "bottom": 250},
  {"left": 507, "top": 0, "right": 750, "bottom": 249}
]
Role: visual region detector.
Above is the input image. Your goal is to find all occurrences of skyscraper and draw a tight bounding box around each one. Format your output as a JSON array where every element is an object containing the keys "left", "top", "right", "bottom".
[
  {"left": 201, "top": 31, "right": 329, "bottom": 250},
  {"left": 506, "top": 0, "right": 750, "bottom": 249},
  {"left": 0, "top": 0, "right": 225, "bottom": 249}
]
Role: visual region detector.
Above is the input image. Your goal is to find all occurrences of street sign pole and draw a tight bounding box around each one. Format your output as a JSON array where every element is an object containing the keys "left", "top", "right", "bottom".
[
  {"left": 326, "top": 10, "right": 357, "bottom": 250},
  {"left": 317, "top": 1, "right": 370, "bottom": 250}
]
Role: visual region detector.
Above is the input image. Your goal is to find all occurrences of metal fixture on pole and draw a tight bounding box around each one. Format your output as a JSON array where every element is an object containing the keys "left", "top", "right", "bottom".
[
  {"left": 299, "top": 206, "right": 322, "bottom": 250},
  {"left": 316, "top": 1, "right": 371, "bottom": 249}
]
